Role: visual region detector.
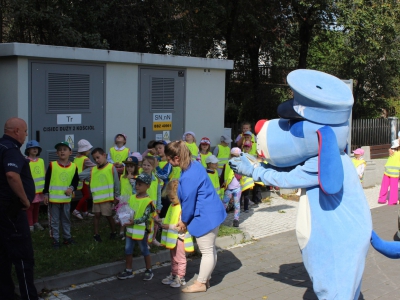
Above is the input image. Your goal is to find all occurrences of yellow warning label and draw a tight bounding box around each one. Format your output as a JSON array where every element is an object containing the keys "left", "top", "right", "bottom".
[{"left": 153, "top": 122, "right": 172, "bottom": 131}]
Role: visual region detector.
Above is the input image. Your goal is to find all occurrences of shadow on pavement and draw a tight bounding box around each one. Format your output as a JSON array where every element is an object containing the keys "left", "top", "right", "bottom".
[
  {"left": 185, "top": 249, "right": 243, "bottom": 288},
  {"left": 258, "top": 262, "right": 365, "bottom": 300}
]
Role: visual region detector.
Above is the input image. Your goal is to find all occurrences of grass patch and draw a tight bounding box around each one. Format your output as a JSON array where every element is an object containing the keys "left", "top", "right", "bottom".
[
  {"left": 218, "top": 225, "right": 242, "bottom": 237},
  {"left": 31, "top": 212, "right": 163, "bottom": 279}
]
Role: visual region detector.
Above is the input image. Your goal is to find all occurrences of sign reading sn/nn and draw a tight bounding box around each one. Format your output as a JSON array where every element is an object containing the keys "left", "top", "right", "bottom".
[{"left": 153, "top": 113, "right": 172, "bottom": 131}]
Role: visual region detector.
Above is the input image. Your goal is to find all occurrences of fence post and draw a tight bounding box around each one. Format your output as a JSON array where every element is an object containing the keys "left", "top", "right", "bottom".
[{"left": 388, "top": 117, "right": 398, "bottom": 143}]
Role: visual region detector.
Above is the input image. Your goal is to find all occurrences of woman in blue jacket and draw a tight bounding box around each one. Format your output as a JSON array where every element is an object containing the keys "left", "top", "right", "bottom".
[{"left": 165, "top": 141, "right": 227, "bottom": 293}]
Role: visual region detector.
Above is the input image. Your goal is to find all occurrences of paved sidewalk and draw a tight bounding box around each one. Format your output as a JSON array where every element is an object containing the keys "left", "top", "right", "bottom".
[
  {"left": 46, "top": 185, "right": 400, "bottom": 299},
  {"left": 223, "top": 185, "right": 381, "bottom": 239}
]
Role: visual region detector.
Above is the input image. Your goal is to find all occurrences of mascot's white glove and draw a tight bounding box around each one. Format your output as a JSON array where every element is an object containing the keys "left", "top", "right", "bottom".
[{"left": 229, "top": 153, "right": 259, "bottom": 177}]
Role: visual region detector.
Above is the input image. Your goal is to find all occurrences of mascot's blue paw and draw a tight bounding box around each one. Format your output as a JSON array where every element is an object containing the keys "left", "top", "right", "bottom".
[
  {"left": 371, "top": 230, "right": 400, "bottom": 259},
  {"left": 229, "top": 153, "right": 258, "bottom": 177}
]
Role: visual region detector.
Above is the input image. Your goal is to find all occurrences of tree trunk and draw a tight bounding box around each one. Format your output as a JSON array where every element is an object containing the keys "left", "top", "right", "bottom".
[{"left": 297, "top": 20, "right": 314, "bottom": 69}]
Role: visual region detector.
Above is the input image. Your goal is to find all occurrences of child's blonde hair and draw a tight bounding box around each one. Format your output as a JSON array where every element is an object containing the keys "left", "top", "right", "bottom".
[
  {"left": 143, "top": 156, "right": 156, "bottom": 169},
  {"left": 163, "top": 179, "right": 180, "bottom": 204}
]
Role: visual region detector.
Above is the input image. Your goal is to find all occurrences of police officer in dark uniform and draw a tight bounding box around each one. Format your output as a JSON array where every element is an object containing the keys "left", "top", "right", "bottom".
[{"left": 0, "top": 117, "right": 38, "bottom": 299}]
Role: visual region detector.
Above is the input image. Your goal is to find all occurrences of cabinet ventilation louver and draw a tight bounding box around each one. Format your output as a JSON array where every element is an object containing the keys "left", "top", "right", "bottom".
[
  {"left": 48, "top": 73, "right": 90, "bottom": 111},
  {"left": 151, "top": 77, "right": 174, "bottom": 110}
]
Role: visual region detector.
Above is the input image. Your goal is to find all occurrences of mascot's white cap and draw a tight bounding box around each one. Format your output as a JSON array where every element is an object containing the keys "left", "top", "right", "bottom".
[{"left": 277, "top": 69, "right": 353, "bottom": 125}]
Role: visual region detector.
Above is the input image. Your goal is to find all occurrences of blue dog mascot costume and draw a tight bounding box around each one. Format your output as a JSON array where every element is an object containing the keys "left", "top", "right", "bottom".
[{"left": 229, "top": 69, "right": 400, "bottom": 299}]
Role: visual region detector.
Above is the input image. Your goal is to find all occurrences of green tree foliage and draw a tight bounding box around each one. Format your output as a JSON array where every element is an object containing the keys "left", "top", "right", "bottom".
[
  {"left": 308, "top": 0, "right": 400, "bottom": 118},
  {"left": 1, "top": 0, "right": 400, "bottom": 121}
]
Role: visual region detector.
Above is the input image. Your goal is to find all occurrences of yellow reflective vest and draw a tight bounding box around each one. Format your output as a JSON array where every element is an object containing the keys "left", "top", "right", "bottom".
[
  {"left": 90, "top": 163, "right": 115, "bottom": 203},
  {"left": 199, "top": 152, "right": 212, "bottom": 168},
  {"left": 120, "top": 175, "right": 135, "bottom": 196},
  {"left": 109, "top": 147, "right": 130, "bottom": 164},
  {"left": 49, "top": 161, "right": 77, "bottom": 203},
  {"left": 240, "top": 175, "right": 255, "bottom": 192},
  {"left": 352, "top": 158, "right": 366, "bottom": 181},
  {"left": 384, "top": 151, "right": 400, "bottom": 178},
  {"left": 126, "top": 195, "right": 154, "bottom": 241},
  {"left": 29, "top": 158, "right": 45, "bottom": 194},
  {"left": 161, "top": 203, "right": 194, "bottom": 252},
  {"left": 186, "top": 142, "right": 199, "bottom": 160},
  {"left": 217, "top": 145, "right": 231, "bottom": 169},
  {"left": 207, "top": 169, "right": 223, "bottom": 199},
  {"left": 223, "top": 163, "right": 235, "bottom": 186},
  {"left": 74, "top": 155, "right": 88, "bottom": 190}
]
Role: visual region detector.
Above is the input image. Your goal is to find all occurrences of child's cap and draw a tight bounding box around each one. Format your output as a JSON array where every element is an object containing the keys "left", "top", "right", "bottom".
[
  {"left": 136, "top": 173, "right": 152, "bottom": 185},
  {"left": 391, "top": 139, "right": 399, "bottom": 149},
  {"left": 221, "top": 135, "right": 232, "bottom": 143},
  {"left": 131, "top": 152, "right": 143, "bottom": 162},
  {"left": 114, "top": 133, "right": 127, "bottom": 143},
  {"left": 352, "top": 148, "right": 364, "bottom": 156},
  {"left": 182, "top": 131, "right": 196, "bottom": 140},
  {"left": 54, "top": 141, "right": 72, "bottom": 150},
  {"left": 243, "top": 131, "right": 253, "bottom": 136},
  {"left": 243, "top": 141, "right": 252, "bottom": 148},
  {"left": 205, "top": 155, "right": 219, "bottom": 164},
  {"left": 231, "top": 147, "right": 241, "bottom": 156},
  {"left": 154, "top": 140, "right": 168, "bottom": 146},
  {"left": 77, "top": 139, "right": 93, "bottom": 152},
  {"left": 123, "top": 156, "right": 139, "bottom": 164},
  {"left": 25, "top": 140, "right": 42, "bottom": 156},
  {"left": 200, "top": 137, "right": 211, "bottom": 145}
]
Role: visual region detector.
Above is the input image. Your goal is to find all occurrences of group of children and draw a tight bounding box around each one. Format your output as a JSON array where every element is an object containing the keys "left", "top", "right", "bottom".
[
  {"left": 24, "top": 124, "right": 263, "bottom": 285},
  {"left": 352, "top": 136, "right": 400, "bottom": 206}
]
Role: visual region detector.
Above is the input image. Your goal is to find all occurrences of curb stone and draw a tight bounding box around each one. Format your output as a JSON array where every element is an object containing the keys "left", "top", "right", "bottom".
[{"left": 28, "top": 231, "right": 251, "bottom": 294}]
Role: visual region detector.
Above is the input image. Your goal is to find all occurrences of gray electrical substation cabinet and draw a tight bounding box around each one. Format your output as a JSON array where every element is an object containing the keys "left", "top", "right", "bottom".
[{"left": 0, "top": 43, "right": 233, "bottom": 165}]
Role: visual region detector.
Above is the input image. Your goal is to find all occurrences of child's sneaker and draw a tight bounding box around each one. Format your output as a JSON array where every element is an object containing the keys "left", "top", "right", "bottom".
[
  {"left": 119, "top": 232, "right": 125, "bottom": 240},
  {"left": 82, "top": 211, "right": 95, "bottom": 217},
  {"left": 117, "top": 269, "right": 134, "bottom": 280},
  {"left": 52, "top": 239, "right": 60, "bottom": 250},
  {"left": 29, "top": 226, "right": 34, "bottom": 232},
  {"left": 33, "top": 222, "right": 44, "bottom": 231},
  {"left": 93, "top": 234, "right": 102, "bottom": 242},
  {"left": 170, "top": 276, "right": 186, "bottom": 288},
  {"left": 161, "top": 273, "right": 175, "bottom": 285},
  {"left": 152, "top": 239, "right": 162, "bottom": 247},
  {"left": 63, "top": 238, "right": 77, "bottom": 245},
  {"left": 143, "top": 269, "right": 154, "bottom": 281},
  {"left": 72, "top": 209, "right": 83, "bottom": 220},
  {"left": 110, "top": 232, "right": 117, "bottom": 240}
]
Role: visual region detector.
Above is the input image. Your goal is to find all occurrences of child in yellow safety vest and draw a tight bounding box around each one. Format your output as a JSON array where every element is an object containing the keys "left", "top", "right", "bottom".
[
  {"left": 79, "top": 147, "right": 121, "bottom": 242},
  {"left": 213, "top": 135, "right": 232, "bottom": 176},
  {"left": 108, "top": 133, "right": 130, "bottom": 176},
  {"left": 119, "top": 156, "right": 139, "bottom": 240},
  {"left": 205, "top": 155, "right": 223, "bottom": 199},
  {"left": 43, "top": 142, "right": 79, "bottom": 249},
  {"left": 240, "top": 141, "right": 255, "bottom": 212},
  {"left": 221, "top": 147, "right": 242, "bottom": 228},
  {"left": 197, "top": 137, "right": 212, "bottom": 167},
  {"left": 141, "top": 156, "right": 163, "bottom": 246},
  {"left": 25, "top": 140, "right": 45, "bottom": 232},
  {"left": 378, "top": 140, "right": 400, "bottom": 205},
  {"left": 161, "top": 180, "right": 194, "bottom": 288},
  {"left": 72, "top": 139, "right": 96, "bottom": 220},
  {"left": 117, "top": 173, "right": 155, "bottom": 281},
  {"left": 183, "top": 131, "right": 198, "bottom": 161},
  {"left": 351, "top": 148, "right": 366, "bottom": 182}
]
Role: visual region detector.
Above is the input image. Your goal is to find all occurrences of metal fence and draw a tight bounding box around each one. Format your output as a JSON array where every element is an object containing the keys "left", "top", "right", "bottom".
[
  {"left": 226, "top": 118, "right": 398, "bottom": 150},
  {"left": 351, "top": 118, "right": 398, "bottom": 149}
]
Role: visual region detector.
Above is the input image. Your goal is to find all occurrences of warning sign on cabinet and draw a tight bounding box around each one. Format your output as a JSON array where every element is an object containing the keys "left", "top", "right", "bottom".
[
  {"left": 65, "top": 134, "right": 75, "bottom": 149},
  {"left": 153, "top": 113, "right": 172, "bottom": 131}
]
